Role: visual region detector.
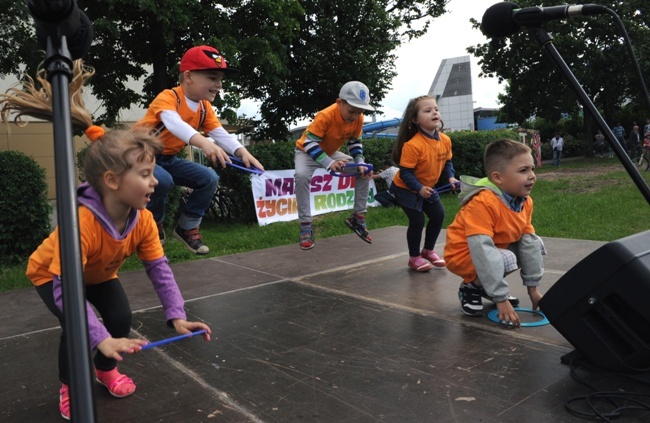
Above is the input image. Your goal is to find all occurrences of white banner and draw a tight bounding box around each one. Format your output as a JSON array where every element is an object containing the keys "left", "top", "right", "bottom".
[{"left": 251, "top": 169, "right": 380, "bottom": 226}]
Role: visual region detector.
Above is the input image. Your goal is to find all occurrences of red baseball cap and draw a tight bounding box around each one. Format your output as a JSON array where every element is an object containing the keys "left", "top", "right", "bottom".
[{"left": 179, "top": 45, "right": 239, "bottom": 74}]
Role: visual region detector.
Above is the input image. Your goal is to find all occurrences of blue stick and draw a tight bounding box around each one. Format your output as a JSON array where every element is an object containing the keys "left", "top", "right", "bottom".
[
  {"left": 225, "top": 155, "right": 264, "bottom": 175},
  {"left": 434, "top": 182, "right": 460, "bottom": 194},
  {"left": 329, "top": 163, "right": 374, "bottom": 177},
  {"left": 141, "top": 329, "right": 207, "bottom": 351}
]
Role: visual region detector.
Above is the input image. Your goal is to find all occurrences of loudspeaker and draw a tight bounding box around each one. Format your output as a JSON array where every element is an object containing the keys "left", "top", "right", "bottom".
[{"left": 539, "top": 230, "right": 650, "bottom": 373}]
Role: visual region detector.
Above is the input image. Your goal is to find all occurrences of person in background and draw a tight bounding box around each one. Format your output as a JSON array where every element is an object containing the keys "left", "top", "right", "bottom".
[
  {"left": 551, "top": 132, "right": 564, "bottom": 166},
  {"left": 594, "top": 129, "right": 606, "bottom": 158},
  {"left": 628, "top": 125, "right": 642, "bottom": 158},
  {"left": 372, "top": 164, "right": 399, "bottom": 207},
  {"left": 612, "top": 123, "right": 626, "bottom": 155}
]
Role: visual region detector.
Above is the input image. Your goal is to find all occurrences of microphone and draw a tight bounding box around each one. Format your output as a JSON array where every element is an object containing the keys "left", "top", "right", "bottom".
[
  {"left": 27, "top": 0, "right": 93, "bottom": 59},
  {"left": 482, "top": 2, "right": 608, "bottom": 38}
]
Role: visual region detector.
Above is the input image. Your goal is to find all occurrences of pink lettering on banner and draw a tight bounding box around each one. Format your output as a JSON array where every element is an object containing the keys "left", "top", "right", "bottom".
[
  {"left": 310, "top": 174, "right": 333, "bottom": 193},
  {"left": 337, "top": 177, "right": 356, "bottom": 190},
  {"left": 265, "top": 178, "right": 295, "bottom": 197},
  {"left": 256, "top": 197, "right": 298, "bottom": 218}
]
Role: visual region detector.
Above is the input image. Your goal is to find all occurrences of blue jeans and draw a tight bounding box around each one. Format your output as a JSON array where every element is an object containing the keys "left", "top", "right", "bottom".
[
  {"left": 149, "top": 155, "right": 219, "bottom": 230},
  {"left": 552, "top": 149, "right": 562, "bottom": 166}
]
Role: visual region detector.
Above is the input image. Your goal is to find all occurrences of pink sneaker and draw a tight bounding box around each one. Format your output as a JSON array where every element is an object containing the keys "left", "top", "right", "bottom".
[
  {"left": 421, "top": 249, "right": 446, "bottom": 267},
  {"left": 408, "top": 256, "right": 433, "bottom": 272},
  {"left": 59, "top": 384, "right": 70, "bottom": 420},
  {"left": 95, "top": 368, "right": 136, "bottom": 398}
]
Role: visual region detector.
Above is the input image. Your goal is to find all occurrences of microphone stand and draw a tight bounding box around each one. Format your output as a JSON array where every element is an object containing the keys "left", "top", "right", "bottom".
[
  {"left": 529, "top": 26, "right": 650, "bottom": 206},
  {"left": 43, "top": 37, "right": 97, "bottom": 422}
]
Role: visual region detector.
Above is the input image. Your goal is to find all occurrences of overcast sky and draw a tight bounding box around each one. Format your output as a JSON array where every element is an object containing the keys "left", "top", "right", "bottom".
[{"left": 238, "top": 0, "right": 506, "bottom": 127}]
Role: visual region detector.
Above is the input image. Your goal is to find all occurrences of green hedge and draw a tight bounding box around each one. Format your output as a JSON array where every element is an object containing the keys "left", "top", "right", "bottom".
[
  {"left": 0, "top": 151, "right": 52, "bottom": 264},
  {"left": 73, "top": 128, "right": 538, "bottom": 226}
]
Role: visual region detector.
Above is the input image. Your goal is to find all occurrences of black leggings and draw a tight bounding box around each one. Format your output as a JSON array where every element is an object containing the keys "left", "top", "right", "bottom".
[
  {"left": 36, "top": 278, "right": 132, "bottom": 384},
  {"left": 401, "top": 198, "right": 445, "bottom": 257}
]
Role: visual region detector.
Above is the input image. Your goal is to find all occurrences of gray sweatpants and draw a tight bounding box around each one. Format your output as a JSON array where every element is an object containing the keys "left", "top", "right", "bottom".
[{"left": 294, "top": 148, "right": 369, "bottom": 223}]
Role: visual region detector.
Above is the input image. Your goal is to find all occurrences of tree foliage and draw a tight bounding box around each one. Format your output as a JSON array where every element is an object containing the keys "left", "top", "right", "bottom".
[
  {"left": 1, "top": 0, "right": 448, "bottom": 141},
  {"left": 467, "top": 0, "right": 650, "bottom": 130}
]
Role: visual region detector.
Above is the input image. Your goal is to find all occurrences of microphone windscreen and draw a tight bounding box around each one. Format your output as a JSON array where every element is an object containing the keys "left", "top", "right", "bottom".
[
  {"left": 35, "top": 10, "right": 93, "bottom": 60},
  {"left": 482, "top": 2, "right": 520, "bottom": 38}
]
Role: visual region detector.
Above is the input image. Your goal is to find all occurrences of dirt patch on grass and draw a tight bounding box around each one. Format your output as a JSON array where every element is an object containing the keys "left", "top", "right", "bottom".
[
  {"left": 536, "top": 163, "right": 631, "bottom": 194},
  {"left": 537, "top": 164, "right": 625, "bottom": 181}
]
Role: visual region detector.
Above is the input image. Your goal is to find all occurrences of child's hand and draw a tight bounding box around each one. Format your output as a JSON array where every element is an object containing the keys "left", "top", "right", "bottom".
[
  {"left": 236, "top": 148, "right": 265, "bottom": 171},
  {"left": 496, "top": 300, "right": 520, "bottom": 328},
  {"left": 419, "top": 186, "right": 433, "bottom": 198},
  {"left": 97, "top": 337, "right": 147, "bottom": 361},
  {"left": 528, "top": 286, "right": 543, "bottom": 311},
  {"left": 172, "top": 319, "right": 212, "bottom": 342},
  {"left": 202, "top": 141, "right": 230, "bottom": 169},
  {"left": 449, "top": 177, "right": 460, "bottom": 192},
  {"left": 329, "top": 160, "right": 348, "bottom": 173},
  {"left": 358, "top": 164, "right": 372, "bottom": 178}
]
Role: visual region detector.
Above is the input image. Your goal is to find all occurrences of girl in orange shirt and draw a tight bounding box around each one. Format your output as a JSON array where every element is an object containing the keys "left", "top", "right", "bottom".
[
  {"left": 391, "top": 96, "right": 459, "bottom": 272},
  {"left": 2, "top": 61, "right": 211, "bottom": 420}
]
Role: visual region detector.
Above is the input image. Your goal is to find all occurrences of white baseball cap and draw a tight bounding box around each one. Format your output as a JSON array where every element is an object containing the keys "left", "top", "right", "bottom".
[{"left": 339, "top": 81, "right": 374, "bottom": 111}]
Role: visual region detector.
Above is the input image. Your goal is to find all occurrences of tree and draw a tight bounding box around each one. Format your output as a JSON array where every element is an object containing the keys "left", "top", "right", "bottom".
[
  {"left": 1, "top": 0, "right": 448, "bottom": 141},
  {"left": 467, "top": 0, "right": 650, "bottom": 138}
]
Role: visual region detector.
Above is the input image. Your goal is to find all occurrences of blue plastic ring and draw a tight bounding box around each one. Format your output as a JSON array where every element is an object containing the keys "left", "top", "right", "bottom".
[{"left": 487, "top": 307, "right": 550, "bottom": 327}]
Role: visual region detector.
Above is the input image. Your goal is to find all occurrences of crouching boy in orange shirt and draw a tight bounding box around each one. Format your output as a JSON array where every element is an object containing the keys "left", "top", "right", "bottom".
[{"left": 444, "top": 139, "right": 545, "bottom": 327}]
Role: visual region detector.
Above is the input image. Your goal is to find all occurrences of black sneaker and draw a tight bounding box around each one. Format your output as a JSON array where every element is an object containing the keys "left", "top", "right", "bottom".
[
  {"left": 344, "top": 215, "right": 372, "bottom": 243},
  {"left": 479, "top": 288, "right": 520, "bottom": 307},
  {"left": 458, "top": 283, "right": 483, "bottom": 317},
  {"left": 173, "top": 226, "right": 209, "bottom": 254},
  {"left": 157, "top": 223, "right": 166, "bottom": 246}
]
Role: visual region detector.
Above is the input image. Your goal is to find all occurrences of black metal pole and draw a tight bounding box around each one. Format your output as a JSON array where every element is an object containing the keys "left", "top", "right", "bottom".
[
  {"left": 44, "top": 36, "right": 97, "bottom": 423},
  {"left": 529, "top": 26, "right": 650, "bottom": 206}
]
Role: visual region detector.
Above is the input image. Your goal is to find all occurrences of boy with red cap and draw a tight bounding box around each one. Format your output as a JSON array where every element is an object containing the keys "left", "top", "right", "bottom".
[{"left": 137, "top": 45, "right": 264, "bottom": 254}]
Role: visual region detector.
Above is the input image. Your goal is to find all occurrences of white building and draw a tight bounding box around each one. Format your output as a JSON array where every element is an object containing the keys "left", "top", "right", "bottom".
[{"left": 427, "top": 55, "right": 474, "bottom": 132}]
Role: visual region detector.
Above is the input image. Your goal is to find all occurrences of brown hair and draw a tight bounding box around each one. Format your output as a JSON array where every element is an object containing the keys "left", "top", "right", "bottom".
[
  {"left": 82, "top": 127, "right": 162, "bottom": 189},
  {"left": 391, "top": 95, "right": 439, "bottom": 165},
  {"left": 484, "top": 139, "right": 531, "bottom": 175}
]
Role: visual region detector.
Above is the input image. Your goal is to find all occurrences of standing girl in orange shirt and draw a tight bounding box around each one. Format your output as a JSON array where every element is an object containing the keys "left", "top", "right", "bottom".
[{"left": 391, "top": 96, "right": 459, "bottom": 272}]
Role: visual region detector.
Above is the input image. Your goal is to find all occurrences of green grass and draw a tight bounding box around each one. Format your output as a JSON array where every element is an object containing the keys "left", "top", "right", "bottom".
[{"left": 3, "top": 157, "right": 650, "bottom": 292}]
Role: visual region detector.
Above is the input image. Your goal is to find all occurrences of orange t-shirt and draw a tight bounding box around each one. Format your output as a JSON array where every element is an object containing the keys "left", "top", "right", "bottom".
[
  {"left": 392, "top": 132, "right": 452, "bottom": 190},
  {"left": 26, "top": 207, "right": 164, "bottom": 286},
  {"left": 136, "top": 86, "right": 223, "bottom": 156},
  {"left": 444, "top": 189, "right": 535, "bottom": 282},
  {"left": 295, "top": 103, "right": 364, "bottom": 155}
]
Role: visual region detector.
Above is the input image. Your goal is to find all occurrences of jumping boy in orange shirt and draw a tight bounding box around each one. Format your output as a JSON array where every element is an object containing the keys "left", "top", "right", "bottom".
[
  {"left": 294, "top": 81, "right": 374, "bottom": 250},
  {"left": 444, "top": 139, "right": 545, "bottom": 327},
  {"left": 137, "top": 45, "right": 264, "bottom": 254}
]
